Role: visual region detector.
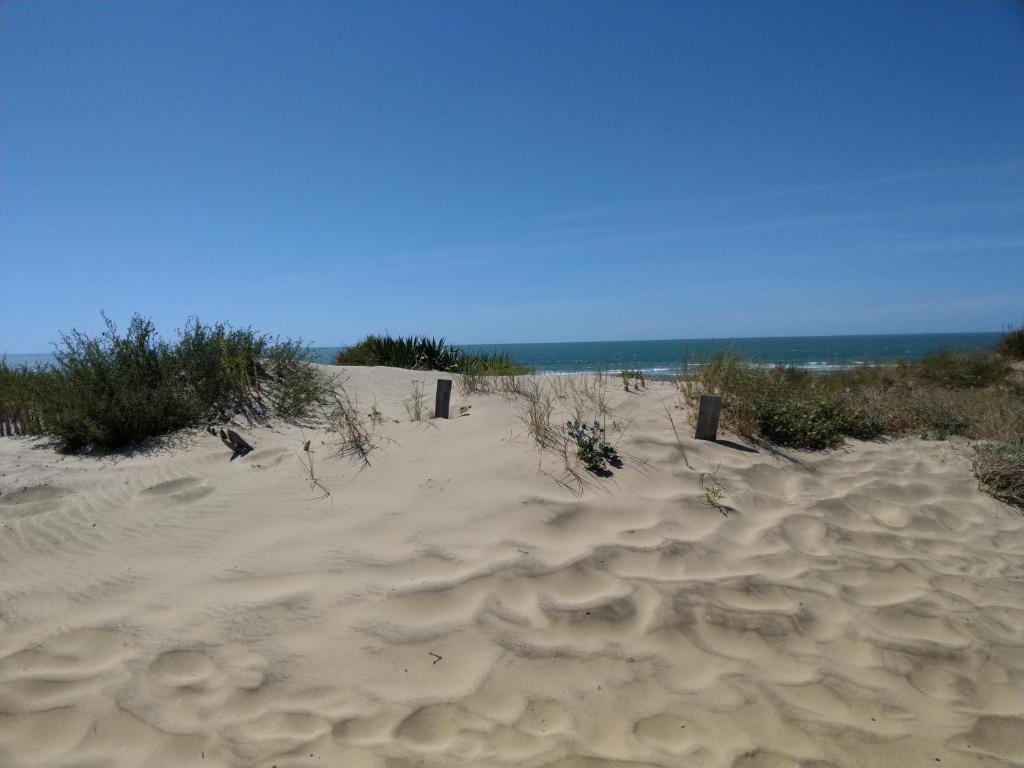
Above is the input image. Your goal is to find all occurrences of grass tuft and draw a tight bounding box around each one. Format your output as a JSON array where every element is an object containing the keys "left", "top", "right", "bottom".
[
  {"left": 973, "top": 439, "right": 1024, "bottom": 509},
  {"left": 996, "top": 325, "right": 1024, "bottom": 360}
]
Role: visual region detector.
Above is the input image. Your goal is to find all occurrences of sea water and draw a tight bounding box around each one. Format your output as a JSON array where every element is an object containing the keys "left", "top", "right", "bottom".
[
  {"left": 8, "top": 332, "right": 1003, "bottom": 377},
  {"left": 316, "top": 332, "right": 1002, "bottom": 377}
]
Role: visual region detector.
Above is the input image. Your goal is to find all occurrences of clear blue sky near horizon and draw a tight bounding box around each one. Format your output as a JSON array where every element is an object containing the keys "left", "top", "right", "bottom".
[{"left": 1, "top": 0, "right": 1022, "bottom": 351}]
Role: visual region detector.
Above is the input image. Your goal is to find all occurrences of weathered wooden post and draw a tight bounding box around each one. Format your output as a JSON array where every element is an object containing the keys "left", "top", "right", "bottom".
[
  {"left": 226, "top": 429, "right": 253, "bottom": 453},
  {"left": 694, "top": 394, "right": 721, "bottom": 440},
  {"left": 434, "top": 378, "right": 452, "bottom": 419}
]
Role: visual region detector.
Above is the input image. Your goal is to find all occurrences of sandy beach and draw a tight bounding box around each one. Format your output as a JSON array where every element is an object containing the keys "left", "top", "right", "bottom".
[{"left": 1, "top": 365, "right": 1022, "bottom": 768}]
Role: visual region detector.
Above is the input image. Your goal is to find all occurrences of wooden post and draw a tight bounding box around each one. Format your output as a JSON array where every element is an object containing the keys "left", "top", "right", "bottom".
[
  {"left": 434, "top": 378, "right": 452, "bottom": 419},
  {"left": 694, "top": 394, "right": 721, "bottom": 441},
  {"left": 226, "top": 429, "right": 253, "bottom": 454}
]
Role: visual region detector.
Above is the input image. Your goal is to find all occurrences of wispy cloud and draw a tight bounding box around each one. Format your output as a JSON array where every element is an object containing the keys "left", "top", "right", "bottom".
[
  {"left": 550, "top": 164, "right": 1012, "bottom": 222},
  {"left": 889, "top": 235, "right": 1024, "bottom": 253}
]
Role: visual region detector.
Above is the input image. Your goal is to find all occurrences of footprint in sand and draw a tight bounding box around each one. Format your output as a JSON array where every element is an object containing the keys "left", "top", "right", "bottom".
[
  {"left": 516, "top": 698, "right": 573, "bottom": 735},
  {"left": 0, "top": 485, "right": 72, "bottom": 519},
  {"left": 222, "top": 710, "right": 332, "bottom": 758},
  {"left": 118, "top": 646, "right": 265, "bottom": 736},
  {"left": 139, "top": 477, "right": 213, "bottom": 503},
  {"left": 148, "top": 649, "right": 219, "bottom": 690},
  {"left": 633, "top": 712, "right": 698, "bottom": 754}
]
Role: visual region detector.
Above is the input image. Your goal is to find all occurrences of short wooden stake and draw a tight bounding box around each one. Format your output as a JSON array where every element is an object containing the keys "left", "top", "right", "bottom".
[
  {"left": 694, "top": 394, "right": 721, "bottom": 441},
  {"left": 226, "top": 429, "right": 253, "bottom": 453},
  {"left": 434, "top": 378, "right": 452, "bottom": 419}
]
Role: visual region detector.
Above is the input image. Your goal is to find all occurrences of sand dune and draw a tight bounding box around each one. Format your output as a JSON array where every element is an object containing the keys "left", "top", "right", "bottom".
[{"left": 1, "top": 366, "right": 1022, "bottom": 767}]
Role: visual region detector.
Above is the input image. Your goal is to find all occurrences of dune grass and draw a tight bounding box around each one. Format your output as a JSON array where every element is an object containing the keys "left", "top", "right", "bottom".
[
  {"left": 0, "top": 360, "right": 57, "bottom": 436},
  {"left": 996, "top": 325, "right": 1024, "bottom": 360},
  {"left": 0, "top": 315, "right": 332, "bottom": 451},
  {"left": 678, "top": 346, "right": 1023, "bottom": 508},
  {"left": 973, "top": 439, "right": 1024, "bottom": 509},
  {"left": 679, "top": 349, "right": 1023, "bottom": 450}
]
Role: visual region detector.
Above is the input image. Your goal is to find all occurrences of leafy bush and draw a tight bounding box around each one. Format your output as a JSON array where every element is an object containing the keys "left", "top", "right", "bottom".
[
  {"left": 175, "top": 319, "right": 266, "bottom": 414},
  {"left": 996, "top": 326, "right": 1024, "bottom": 360},
  {"left": 263, "top": 339, "right": 332, "bottom": 418},
  {"left": 753, "top": 383, "right": 882, "bottom": 450},
  {"left": 335, "top": 334, "right": 528, "bottom": 375},
  {"left": 566, "top": 419, "right": 618, "bottom": 472},
  {"left": 50, "top": 315, "right": 200, "bottom": 448},
  {"left": 973, "top": 439, "right": 1024, "bottom": 509},
  {"left": 1, "top": 314, "right": 333, "bottom": 450}
]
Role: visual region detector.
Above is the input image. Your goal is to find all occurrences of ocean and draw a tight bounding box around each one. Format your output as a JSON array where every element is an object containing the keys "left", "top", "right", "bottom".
[
  {"left": 311, "top": 332, "right": 1003, "bottom": 376},
  {"left": 6, "top": 332, "right": 1004, "bottom": 377}
]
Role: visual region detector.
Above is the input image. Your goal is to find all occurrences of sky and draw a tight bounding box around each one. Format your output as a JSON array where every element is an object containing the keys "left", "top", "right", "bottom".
[{"left": 1, "top": 0, "right": 1022, "bottom": 351}]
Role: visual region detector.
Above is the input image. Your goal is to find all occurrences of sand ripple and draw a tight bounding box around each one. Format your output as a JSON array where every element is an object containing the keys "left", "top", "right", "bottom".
[{"left": 1, "top": 370, "right": 1021, "bottom": 767}]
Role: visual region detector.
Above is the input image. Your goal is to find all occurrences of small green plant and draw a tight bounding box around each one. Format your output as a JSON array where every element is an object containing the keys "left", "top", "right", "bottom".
[
  {"left": 297, "top": 438, "right": 330, "bottom": 500},
  {"left": 619, "top": 369, "right": 645, "bottom": 391},
  {"left": 514, "top": 380, "right": 555, "bottom": 453},
  {"left": 327, "top": 388, "right": 378, "bottom": 467},
  {"left": 702, "top": 484, "right": 724, "bottom": 506},
  {"left": 699, "top": 466, "right": 728, "bottom": 512},
  {"left": 404, "top": 380, "right": 427, "bottom": 421},
  {"left": 367, "top": 403, "right": 384, "bottom": 426},
  {"left": 566, "top": 419, "right": 618, "bottom": 473}
]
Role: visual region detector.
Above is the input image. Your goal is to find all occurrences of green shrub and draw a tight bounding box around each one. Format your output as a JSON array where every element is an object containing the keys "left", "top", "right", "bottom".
[
  {"left": 1, "top": 314, "right": 333, "bottom": 450},
  {"left": 996, "top": 326, "right": 1024, "bottom": 360},
  {"left": 264, "top": 339, "right": 332, "bottom": 418},
  {"left": 751, "top": 380, "right": 882, "bottom": 450},
  {"left": 50, "top": 315, "right": 199, "bottom": 449},
  {"left": 973, "top": 439, "right": 1024, "bottom": 509},
  {"left": 175, "top": 319, "right": 267, "bottom": 414}
]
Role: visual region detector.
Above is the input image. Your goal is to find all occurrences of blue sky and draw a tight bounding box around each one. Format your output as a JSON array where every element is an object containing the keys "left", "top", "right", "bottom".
[{"left": 1, "top": 0, "right": 1022, "bottom": 350}]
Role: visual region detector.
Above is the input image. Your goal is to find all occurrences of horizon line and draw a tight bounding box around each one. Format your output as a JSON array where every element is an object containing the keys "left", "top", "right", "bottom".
[{"left": 3, "top": 328, "right": 1009, "bottom": 356}]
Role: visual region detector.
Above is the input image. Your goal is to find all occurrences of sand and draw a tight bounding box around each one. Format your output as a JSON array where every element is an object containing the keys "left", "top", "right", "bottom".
[{"left": 1, "top": 366, "right": 1022, "bottom": 768}]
